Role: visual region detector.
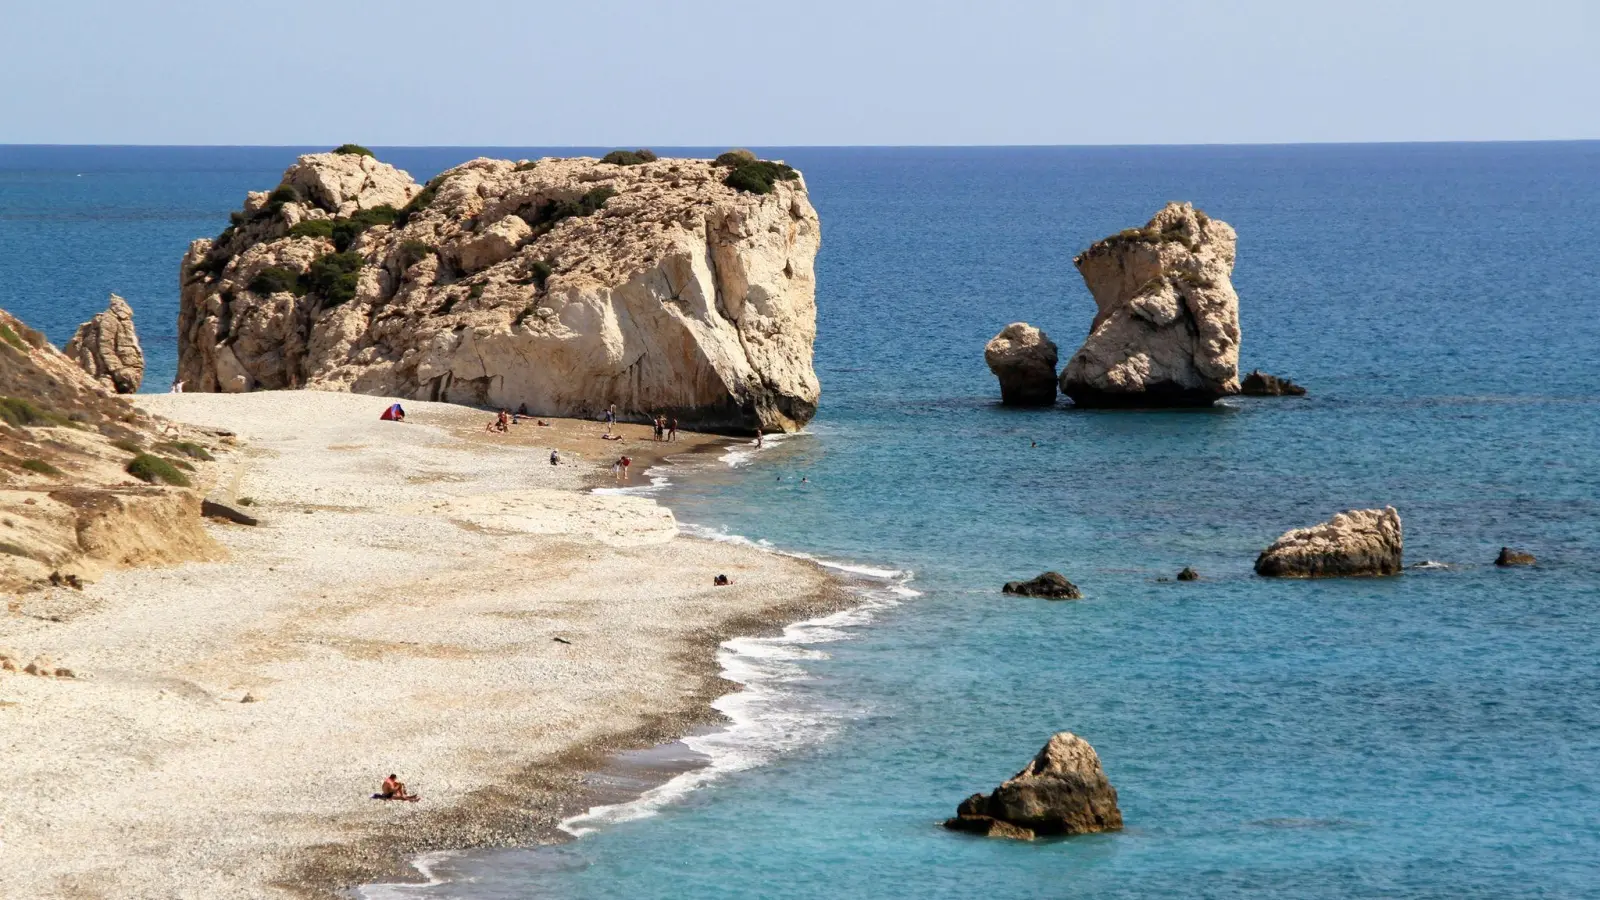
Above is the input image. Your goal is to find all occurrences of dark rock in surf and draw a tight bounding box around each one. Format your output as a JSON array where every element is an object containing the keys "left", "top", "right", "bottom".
[
  {"left": 943, "top": 732, "right": 1123, "bottom": 839},
  {"left": 1240, "top": 369, "right": 1307, "bottom": 396},
  {"left": 1002, "top": 571, "right": 1082, "bottom": 599},
  {"left": 1176, "top": 566, "right": 1199, "bottom": 581},
  {"left": 1494, "top": 547, "right": 1536, "bottom": 567}
]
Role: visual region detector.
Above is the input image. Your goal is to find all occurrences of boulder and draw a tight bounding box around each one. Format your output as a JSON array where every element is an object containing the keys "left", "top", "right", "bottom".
[
  {"left": 943, "top": 811, "right": 1036, "bottom": 840},
  {"left": 1240, "top": 369, "right": 1306, "bottom": 396},
  {"left": 943, "top": 732, "right": 1123, "bottom": 838},
  {"left": 1062, "top": 202, "right": 1241, "bottom": 407},
  {"left": 1176, "top": 566, "right": 1199, "bottom": 581},
  {"left": 178, "top": 152, "right": 821, "bottom": 435},
  {"left": 1255, "top": 507, "right": 1403, "bottom": 577},
  {"left": 984, "top": 323, "right": 1058, "bottom": 406},
  {"left": 1494, "top": 547, "right": 1536, "bottom": 567},
  {"left": 24, "top": 654, "right": 57, "bottom": 677},
  {"left": 64, "top": 293, "right": 145, "bottom": 394},
  {"left": 1002, "top": 572, "right": 1082, "bottom": 599},
  {"left": 201, "top": 499, "right": 259, "bottom": 527}
]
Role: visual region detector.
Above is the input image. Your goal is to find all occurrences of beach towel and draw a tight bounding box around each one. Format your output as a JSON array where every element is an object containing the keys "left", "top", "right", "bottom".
[{"left": 379, "top": 403, "right": 405, "bottom": 421}]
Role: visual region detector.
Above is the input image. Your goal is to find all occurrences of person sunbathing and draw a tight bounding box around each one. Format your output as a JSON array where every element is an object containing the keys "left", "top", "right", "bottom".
[{"left": 378, "top": 774, "right": 420, "bottom": 802}]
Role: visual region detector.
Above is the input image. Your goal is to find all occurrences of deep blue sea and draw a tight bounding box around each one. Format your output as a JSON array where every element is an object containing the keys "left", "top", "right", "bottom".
[{"left": 4, "top": 143, "right": 1598, "bottom": 898}]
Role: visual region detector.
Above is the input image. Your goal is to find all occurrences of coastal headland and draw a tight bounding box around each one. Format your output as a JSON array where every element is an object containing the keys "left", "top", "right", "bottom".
[{"left": 0, "top": 391, "right": 849, "bottom": 898}]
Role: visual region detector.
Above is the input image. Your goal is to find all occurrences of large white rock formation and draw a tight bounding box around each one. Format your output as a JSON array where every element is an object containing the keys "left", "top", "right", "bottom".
[
  {"left": 64, "top": 293, "right": 145, "bottom": 394},
  {"left": 1062, "top": 202, "right": 1241, "bottom": 406},
  {"left": 177, "top": 150, "right": 822, "bottom": 433}
]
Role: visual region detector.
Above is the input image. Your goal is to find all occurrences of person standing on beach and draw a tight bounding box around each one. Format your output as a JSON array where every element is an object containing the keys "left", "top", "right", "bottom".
[
  {"left": 549, "top": 449, "right": 560, "bottom": 465},
  {"left": 620, "top": 455, "right": 632, "bottom": 481},
  {"left": 755, "top": 428, "right": 764, "bottom": 449},
  {"left": 604, "top": 404, "right": 615, "bottom": 436},
  {"left": 669, "top": 417, "right": 678, "bottom": 442}
]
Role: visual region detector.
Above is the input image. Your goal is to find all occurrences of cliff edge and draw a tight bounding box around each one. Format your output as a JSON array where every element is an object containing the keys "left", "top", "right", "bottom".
[{"left": 176, "top": 148, "right": 822, "bottom": 433}]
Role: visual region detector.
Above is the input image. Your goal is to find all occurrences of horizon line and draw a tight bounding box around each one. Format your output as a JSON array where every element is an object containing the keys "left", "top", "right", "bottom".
[{"left": 2, "top": 138, "right": 1598, "bottom": 151}]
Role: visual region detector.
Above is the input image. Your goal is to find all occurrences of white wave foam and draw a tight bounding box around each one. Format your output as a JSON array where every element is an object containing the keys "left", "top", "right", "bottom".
[
  {"left": 720, "top": 430, "right": 805, "bottom": 468},
  {"left": 558, "top": 540, "right": 911, "bottom": 838},
  {"left": 355, "top": 850, "right": 460, "bottom": 898}
]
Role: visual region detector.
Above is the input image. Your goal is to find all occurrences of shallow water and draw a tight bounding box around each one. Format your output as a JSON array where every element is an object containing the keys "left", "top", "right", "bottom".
[{"left": 4, "top": 143, "right": 1598, "bottom": 898}]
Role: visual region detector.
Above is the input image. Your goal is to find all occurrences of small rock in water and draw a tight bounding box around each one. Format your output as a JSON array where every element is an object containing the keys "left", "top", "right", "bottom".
[
  {"left": 1176, "top": 567, "right": 1199, "bottom": 581},
  {"left": 1255, "top": 507, "right": 1403, "bottom": 578},
  {"left": 1240, "top": 369, "right": 1307, "bottom": 396},
  {"left": 943, "top": 732, "right": 1123, "bottom": 838},
  {"left": 1002, "top": 572, "right": 1083, "bottom": 600},
  {"left": 984, "top": 323, "right": 1059, "bottom": 406},
  {"left": 1494, "top": 547, "right": 1536, "bottom": 567}
]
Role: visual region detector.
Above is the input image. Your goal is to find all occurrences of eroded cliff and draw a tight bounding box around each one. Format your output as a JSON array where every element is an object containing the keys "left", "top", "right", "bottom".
[{"left": 177, "top": 149, "right": 822, "bottom": 433}]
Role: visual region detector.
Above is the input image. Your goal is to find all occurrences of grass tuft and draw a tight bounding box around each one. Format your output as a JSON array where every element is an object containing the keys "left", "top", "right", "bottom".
[{"left": 126, "top": 453, "right": 191, "bottom": 487}]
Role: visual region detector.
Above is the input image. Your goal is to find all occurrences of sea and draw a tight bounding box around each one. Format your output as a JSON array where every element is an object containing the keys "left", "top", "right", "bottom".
[{"left": 3, "top": 142, "right": 1598, "bottom": 898}]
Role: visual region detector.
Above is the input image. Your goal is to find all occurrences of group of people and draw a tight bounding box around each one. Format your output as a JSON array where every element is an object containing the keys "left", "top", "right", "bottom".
[
  {"left": 485, "top": 405, "right": 551, "bottom": 433},
  {"left": 651, "top": 414, "right": 678, "bottom": 442},
  {"left": 600, "top": 404, "right": 678, "bottom": 443}
]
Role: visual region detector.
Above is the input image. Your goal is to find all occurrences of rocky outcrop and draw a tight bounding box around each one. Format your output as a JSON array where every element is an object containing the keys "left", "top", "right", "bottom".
[
  {"left": 985, "top": 323, "right": 1058, "bottom": 405},
  {"left": 1176, "top": 566, "right": 1199, "bottom": 581},
  {"left": 177, "top": 150, "right": 822, "bottom": 434},
  {"left": 1062, "top": 202, "right": 1241, "bottom": 407},
  {"left": 944, "top": 732, "right": 1123, "bottom": 839},
  {"left": 1255, "top": 507, "right": 1403, "bottom": 577},
  {"left": 64, "top": 293, "right": 145, "bottom": 394},
  {"left": 0, "top": 306, "right": 224, "bottom": 591},
  {"left": 1494, "top": 547, "right": 1536, "bottom": 567},
  {"left": 1240, "top": 369, "right": 1306, "bottom": 396},
  {"left": 1002, "top": 571, "right": 1082, "bottom": 599}
]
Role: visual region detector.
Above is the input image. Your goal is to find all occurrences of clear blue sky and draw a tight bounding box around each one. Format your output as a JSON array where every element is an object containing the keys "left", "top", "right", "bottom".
[{"left": 4, "top": 0, "right": 1597, "bottom": 145}]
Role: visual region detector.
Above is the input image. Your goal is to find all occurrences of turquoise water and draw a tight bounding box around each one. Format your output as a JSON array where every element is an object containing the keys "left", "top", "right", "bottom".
[{"left": 4, "top": 144, "right": 1599, "bottom": 898}]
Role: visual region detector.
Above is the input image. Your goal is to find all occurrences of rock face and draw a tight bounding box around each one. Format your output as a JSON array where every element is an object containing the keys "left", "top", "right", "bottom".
[
  {"left": 1495, "top": 547, "right": 1536, "bottom": 567},
  {"left": 1062, "top": 202, "right": 1241, "bottom": 407},
  {"left": 943, "top": 732, "right": 1123, "bottom": 839},
  {"left": 985, "top": 323, "right": 1058, "bottom": 406},
  {"left": 1240, "top": 369, "right": 1306, "bottom": 396},
  {"left": 1255, "top": 507, "right": 1404, "bottom": 578},
  {"left": 64, "top": 293, "right": 145, "bottom": 394},
  {"left": 1002, "top": 571, "right": 1082, "bottom": 599},
  {"left": 177, "top": 150, "right": 822, "bottom": 434}
]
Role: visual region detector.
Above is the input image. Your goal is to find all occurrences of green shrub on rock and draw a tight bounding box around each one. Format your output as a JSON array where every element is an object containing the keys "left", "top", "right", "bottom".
[
  {"left": 713, "top": 149, "right": 758, "bottom": 167},
  {"left": 21, "top": 458, "right": 61, "bottom": 477},
  {"left": 523, "top": 187, "right": 616, "bottom": 233},
  {"left": 393, "top": 177, "right": 442, "bottom": 228},
  {"left": 529, "top": 259, "right": 553, "bottom": 290},
  {"left": 331, "top": 205, "right": 397, "bottom": 252},
  {"left": 332, "top": 144, "right": 375, "bottom": 157},
  {"left": 288, "top": 219, "right": 335, "bottom": 240},
  {"left": 397, "top": 239, "right": 435, "bottom": 269},
  {"left": 723, "top": 159, "right": 798, "bottom": 195},
  {"left": 0, "top": 397, "right": 70, "bottom": 429},
  {"left": 601, "top": 149, "right": 657, "bottom": 166},
  {"left": 126, "top": 453, "right": 191, "bottom": 487},
  {"left": 156, "top": 441, "right": 215, "bottom": 462},
  {"left": 248, "top": 266, "right": 302, "bottom": 296},
  {"left": 303, "top": 252, "right": 365, "bottom": 307}
]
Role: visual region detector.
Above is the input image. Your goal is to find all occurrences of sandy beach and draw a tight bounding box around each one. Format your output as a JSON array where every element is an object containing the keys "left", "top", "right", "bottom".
[{"left": 0, "top": 392, "right": 846, "bottom": 899}]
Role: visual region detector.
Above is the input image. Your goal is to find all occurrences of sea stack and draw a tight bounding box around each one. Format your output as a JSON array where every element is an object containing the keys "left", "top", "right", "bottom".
[
  {"left": 1062, "top": 202, "right": 1241, "bottom": 407},
  {"left": 64, "top": 293, "right": 145, "bottom": 394},
  {"left": 1240, "top": 369, "right": 1307, "bottom": 396},
  {"left": 1001, "top": 571, "right": 1082, "bottom": 599},
  {"left": 944, "top": 732, "right": 1123, "bottom": 840},
  {"left": 176, "top": 148, "right": 822, "bottom": 434},
  {"left": 1255, "top": 507, "right": 1404, "bottom": 578},
  {"left": 985, "top": 323, "right": 1058, "bottom": 405}
]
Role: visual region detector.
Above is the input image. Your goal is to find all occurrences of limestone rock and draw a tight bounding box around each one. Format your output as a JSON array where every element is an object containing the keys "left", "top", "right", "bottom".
[
  {"left": 1177, "top": 566, "right": 1199, "bottom": 581},
  {"left": 943, "top": 812, "right": 1036, "bottom": 840},
  {"left": 201, "top": 499, "right": 259, "bottom": 527},
  {"left": 943, "top": 732, "right": 1123, "bottom": 837},
  {"left": 1255, "top": 507, "right": 1404, "bottom": 578},
  {"left": 177, "top": 152, "right": 822, "bottom": 434},
  {"left": 1240, "top": 369, "right": 1306, "bottom": 396},
  {"left": 1002, "top": 572, "right": 1082, "bottom": 599},
  {"left": 985, "top": 323, "right": 1058, "bottom": 406},
  {"left": 24, "top": 654, "right": 56, "bottom": 677},
  {"left": 1062, "top": 202, "right": 1241, "bottom": 407},
  {"left": 1494, "top": 547, "right": 1536, "bottom": 567},
  {"left": 283, "top": 151, "right": 420, "bottom": 218},
  {"left": 64, "top": 293, "right": 145, "bottom": 394}
]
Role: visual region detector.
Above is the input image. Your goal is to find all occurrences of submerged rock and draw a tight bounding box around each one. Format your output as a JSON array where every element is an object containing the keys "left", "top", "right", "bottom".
[
  {"left": 985, "top": 323, "right": 1058, "bottom": 406},
  {"left": 1240, "top": 369, "right": 1306, "bottom": 396},
  {"left": 1494, "top": 547, "right": 1536, "bottom": 567},
  {"left": 1255, "top": 507, "right": 1404, "bottom": 578},
  {"left": 177, "top": 150, "right": 821, "bottom": 434},
  {"left": 1176, "top": 566, "right": 1199, "bottom": 581},
  {"left": 1002, "top": 571, "right": 1082, "bottom": 599},
  {"left": 943, "top": 732, "right": 1123, "bottom": 839},
  {"left": 64, "top": 293, "right": 145, "bottom": 394},
  {"left": 1062, "top": 202, "right": 1241, "bottom": 407}
]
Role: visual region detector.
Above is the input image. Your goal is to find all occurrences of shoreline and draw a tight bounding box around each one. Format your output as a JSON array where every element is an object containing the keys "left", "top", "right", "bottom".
[{"left": 0, "top": 391, "right": 857, "bottom": 900}]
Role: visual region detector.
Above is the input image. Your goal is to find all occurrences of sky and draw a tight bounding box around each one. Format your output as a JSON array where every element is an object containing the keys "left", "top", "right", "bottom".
[{"left": 2, "top": 0, "right": 1597, "bottom": 146}]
